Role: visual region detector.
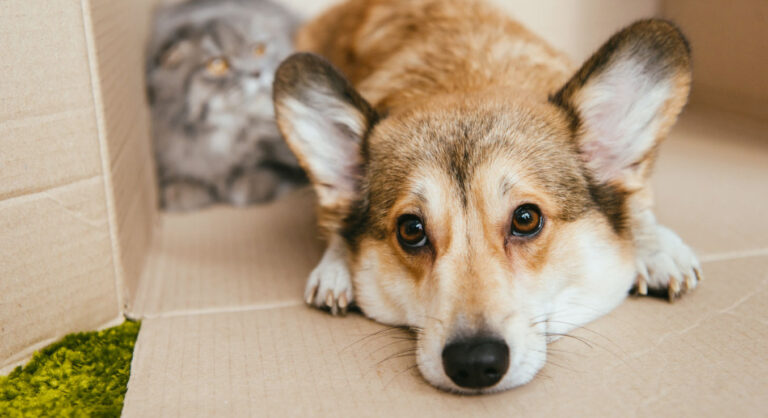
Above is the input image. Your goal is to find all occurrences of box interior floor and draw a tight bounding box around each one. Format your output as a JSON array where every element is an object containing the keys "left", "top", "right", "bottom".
[{"left": 2, "top": 0, "right": 767, "bottom": 416}]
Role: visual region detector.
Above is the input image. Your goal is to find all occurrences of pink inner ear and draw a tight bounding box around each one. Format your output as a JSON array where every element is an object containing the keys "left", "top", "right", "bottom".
[
  {"left": 576, "top": 59, "right": 672, "bottom": 183},
  {"left": 579, "top": 101, "right": 629, "bottom": 181}
]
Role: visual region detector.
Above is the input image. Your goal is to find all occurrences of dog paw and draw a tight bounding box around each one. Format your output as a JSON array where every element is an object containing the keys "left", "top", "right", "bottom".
[
  {"left": 305, "top": 239, "right": 354, "bottom": 315},
  {"left": 634, "top": 225, "right": 702, "bottom": 301}
]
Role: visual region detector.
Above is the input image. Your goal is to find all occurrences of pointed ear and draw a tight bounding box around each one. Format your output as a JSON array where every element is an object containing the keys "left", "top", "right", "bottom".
[
  {"left": 551, "top": 19, "right": 691, "bottom": 189},
  {"left": 273, "top": 53, "right": 377, "bottom": 218}
]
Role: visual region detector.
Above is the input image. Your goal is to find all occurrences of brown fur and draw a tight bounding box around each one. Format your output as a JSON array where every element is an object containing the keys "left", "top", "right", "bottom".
[{"left": 297, "top": 0, "right": 573, "bottom": 110}]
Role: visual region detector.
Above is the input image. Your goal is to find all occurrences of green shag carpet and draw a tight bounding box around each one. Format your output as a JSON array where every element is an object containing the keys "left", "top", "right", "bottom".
[{"left": 0, "top": 320, "right": 140, "bottom": 417}]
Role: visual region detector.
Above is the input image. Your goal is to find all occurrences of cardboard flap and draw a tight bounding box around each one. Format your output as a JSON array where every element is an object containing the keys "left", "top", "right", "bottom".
[
  {"left": 0, "top": 0, "right": 121, "bottom": 371},
  {"left": 0, "top": 178, "right": 120, "bottom": 372}
]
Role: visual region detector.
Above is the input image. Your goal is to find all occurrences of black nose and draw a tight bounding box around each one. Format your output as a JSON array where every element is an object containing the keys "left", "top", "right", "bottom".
[{"left": 442, "top": 337, "right": 509, "bottom": 389}]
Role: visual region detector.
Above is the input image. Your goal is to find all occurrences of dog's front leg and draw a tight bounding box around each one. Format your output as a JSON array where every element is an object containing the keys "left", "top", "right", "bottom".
[
  {"left": 305, "top": 235, "right": 354, "bottom": 315},
  {"left": 632, "top": 209, "right": 702, "bottom": 300},
  {"left": 272, "top": 54, "right": 379, "bottom": 316}
]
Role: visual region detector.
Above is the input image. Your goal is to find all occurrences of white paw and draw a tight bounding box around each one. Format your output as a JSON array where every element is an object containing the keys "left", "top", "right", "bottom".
[
  {"left": 634, "top": 225, "right": 702, "bottom": 300},
  {"left": 305, "top": 238, "right": 354, "bottom": 315}
]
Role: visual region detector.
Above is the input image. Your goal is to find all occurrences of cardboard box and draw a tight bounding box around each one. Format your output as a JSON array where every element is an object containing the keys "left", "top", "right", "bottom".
[{"left": 1, "top": 0, "right": 766, "bottom": 415}]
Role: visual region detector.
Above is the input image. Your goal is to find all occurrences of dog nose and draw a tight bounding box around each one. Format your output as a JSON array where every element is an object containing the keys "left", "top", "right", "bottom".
[{"left": 442, "top": 337, "right": 509, "bottom": 389}]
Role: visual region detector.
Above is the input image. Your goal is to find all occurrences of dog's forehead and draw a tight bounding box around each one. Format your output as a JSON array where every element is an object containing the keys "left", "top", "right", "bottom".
[{"left": 364, "top": 98, "right": 591, "bottom": 222}]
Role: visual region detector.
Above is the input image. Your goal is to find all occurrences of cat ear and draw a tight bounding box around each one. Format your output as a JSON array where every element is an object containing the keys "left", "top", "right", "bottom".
[
  {"left": 550, "top": 19, "right": 691, "bottom": 189},
  {"left": 156, "top": 37, "right": 195, "bottom": 69},
  {"left": 273, "top": 53, "right": 377, "bottom": 212}
]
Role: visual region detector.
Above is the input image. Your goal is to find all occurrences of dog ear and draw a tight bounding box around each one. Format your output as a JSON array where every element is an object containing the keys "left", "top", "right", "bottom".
[
  {"left": 273, "top": 53, "right": 377, "bottom": 217},
  {"left": 551, "top": 19, "right": 691, "bottom": 190}
]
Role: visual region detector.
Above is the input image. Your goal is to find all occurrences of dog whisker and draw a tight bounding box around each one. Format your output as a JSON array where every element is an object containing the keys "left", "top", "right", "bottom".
[
  {"left": 543, "top": 332, "right": 595, "bottom": 349},
  {"left": 369, "top": 338, "right": 418, "bottom": 356},
  {"left": 341, "top": 325, "right": 410, "bottom": 352},
  {"left": 547, "top": 347, "right": 585, "bottom": 357},
  {"left": 543, "top": 320, "right": 616, "bottom": 345},
  {"left": 376, "top": 349, "right": 418, "bottom": 366},
  {"left": 384, "top": 363, "right": 420, "bottom": 389}
]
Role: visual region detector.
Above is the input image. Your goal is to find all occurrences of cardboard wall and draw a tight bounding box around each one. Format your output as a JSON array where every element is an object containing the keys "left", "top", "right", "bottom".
[
  {"left": 663, "top": 0, "right": 768, "bottom": 121},
  {"left": 0, "top": 0, "right": 159, "bottom": 371},
  {"left": 0, "top": 1, "right": 121, "bottom": 370},
  {"left": 82, "top": 0, "right": 159, "bottom": 309}
]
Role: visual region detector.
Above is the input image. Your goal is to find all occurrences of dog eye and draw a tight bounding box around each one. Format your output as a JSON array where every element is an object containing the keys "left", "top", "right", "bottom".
[
  {"left": 511, "top": 204, "right": 543, "bottom": 237},
  {"left": 397, "top": 215, "right": 428, "bottom": 249},
  {"left": 205, "top": 57, "right": 230, "bottom": 76}
]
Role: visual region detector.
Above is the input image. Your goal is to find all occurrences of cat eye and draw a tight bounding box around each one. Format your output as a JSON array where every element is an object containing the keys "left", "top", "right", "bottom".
[
  {"left": 510, "top": 204, "right": 543, "bottom": 237},
  {"left": 397, "top": 215, "right": 428, "bottom": 249},
  {"left": 253, "top": 43, "right": 267, "bottom": 57},
  {"left": 205, "top": 57, "right": 230, "bottom": 77}
]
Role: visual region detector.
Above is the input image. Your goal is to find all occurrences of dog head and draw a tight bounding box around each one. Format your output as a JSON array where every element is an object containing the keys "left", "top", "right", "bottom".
[{"left": 274, "top": 20, "right": 691, "bottom": 393}]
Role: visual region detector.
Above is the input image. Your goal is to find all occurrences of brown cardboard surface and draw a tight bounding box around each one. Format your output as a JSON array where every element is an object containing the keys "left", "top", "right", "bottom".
[
  {"left": 123, "top": 255, "right": 768, "bottom": 417},
  {"left": 652, "top": 107, "right": 768, "bottom": 258},
  {"left": 0, "top": 177, "right": 120, "bottom": 370},
  {"left": 0, "top": 1, "right": 103, "bottom": 200},
  {"left": 130, "top": 188, "right": 323, "bottom": 317},
  {"left": 82, "top": 0, "right": 160, "bottom": 308}
]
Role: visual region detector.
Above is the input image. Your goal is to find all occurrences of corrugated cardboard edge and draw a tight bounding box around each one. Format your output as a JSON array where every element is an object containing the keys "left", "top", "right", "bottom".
[{"left": 80, "top": 0, "right": 128, "bottom": 316}]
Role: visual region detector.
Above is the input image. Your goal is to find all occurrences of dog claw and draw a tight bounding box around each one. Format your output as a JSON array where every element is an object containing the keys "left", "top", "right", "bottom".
[
  {"left": 303, "top": 238, "right": 354, "bottom": 315},
  {"left": 635, "top": 224, "right": 701, "bottom": 302},
  {"left": 306, "top": 285, "right": 318, "bottom": 305},
  {"left": 683, "top": 273, "right": 695, "bottom": 291},
  {"left": 338, "top": 293, "right": 348, "bottom": 315},
  {"left": 668, "top": 277, "right": 681, "bottom": 301},
  {"left": 636, "top": 277, "right": 648, "bottom": 296}
]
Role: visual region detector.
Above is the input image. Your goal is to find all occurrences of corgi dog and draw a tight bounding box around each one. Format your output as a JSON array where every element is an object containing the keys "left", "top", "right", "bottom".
[{"left": 273, "top": 0, "right": 701, "bottom": 393}]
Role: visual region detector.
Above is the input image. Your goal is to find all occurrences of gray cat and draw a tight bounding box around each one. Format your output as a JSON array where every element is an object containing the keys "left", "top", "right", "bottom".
[{"left": 147, "top": 0, "right": 306, "bottom": 211}]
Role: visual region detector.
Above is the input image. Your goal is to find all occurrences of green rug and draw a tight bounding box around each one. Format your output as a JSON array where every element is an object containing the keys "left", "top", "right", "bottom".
[{"left": 0, "top": 320, "right": 140, "bottom": 417}]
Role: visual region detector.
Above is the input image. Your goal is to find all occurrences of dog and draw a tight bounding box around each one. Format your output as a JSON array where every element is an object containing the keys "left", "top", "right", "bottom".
[{"left": 272, "top": 0, "right": 701, "bottom": 394}]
